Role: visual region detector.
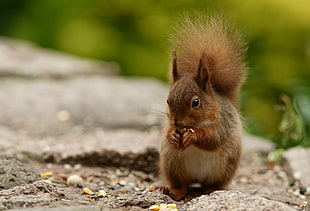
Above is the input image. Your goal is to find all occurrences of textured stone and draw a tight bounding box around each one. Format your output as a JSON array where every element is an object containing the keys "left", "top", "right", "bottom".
[
  {"left": 9, "top": 129, "right": 160, "bottom": 174},
  {"left": 1, "top": 126, "right": 278, "bottom": 175},
  {"left": 183, "top": 190, "right": 295, "bottom": 211},
  {"left": 0, "top": 155, "right": 39, "bottom": 190},
  {"left": 242, "top": 133, "right": 275, "bottom": 153},
  {"left": 0, "top": 125, "right": 18, "bottom": 152},
  {"left": 0, "top": 36, "right": 117, "bottom": 78},
  {"left": 0, "top": 180, "right": 82, "bottom": 210},
  {"left": 10, "top": 206, "right": 103, "bottom": 211},
  {"left": 282, "top": 146, "right": 310, "bottom": 187},
  {"left": 0, "top": 76, "right": 168, "bottom": 136}
]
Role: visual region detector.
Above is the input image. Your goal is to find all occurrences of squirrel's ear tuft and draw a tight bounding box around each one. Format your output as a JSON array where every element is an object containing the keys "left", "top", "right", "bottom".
[
  {"left": 196, "top": 53, "right": 212, "bottom": 92},
  {"left": 172, "top": 51, "right": 179, "bottom": 83}
]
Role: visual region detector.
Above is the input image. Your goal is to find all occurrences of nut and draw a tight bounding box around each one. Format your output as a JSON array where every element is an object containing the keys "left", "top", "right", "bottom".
[
  {"left": 83, "top": 188, "right": 94, "bottom": 195},
  {"left": 98, "top": 189, "right": 108, "bottom": 197},
  {"left": 188, "top": 128, "right": 195, "bottom": 133},
  {"left": 67, "top": 175, "right": 84, "bottom": 186},
  {"left": 167, "top": 204, "right": 177, "bottom": 208},
  {"left": 149, "top": 204, "right": 160, "bottom": 210},
  {"left": 40, "top": 172, "right": 53, "bottom": 178},
  {"left": 149, "top": 185, "right": 157, "bottom": 191}
]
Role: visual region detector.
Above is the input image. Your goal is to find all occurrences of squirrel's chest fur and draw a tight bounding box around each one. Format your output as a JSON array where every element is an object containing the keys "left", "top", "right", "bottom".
[{"left": 180, "top": 145, "right": 226, "bottom": 183}]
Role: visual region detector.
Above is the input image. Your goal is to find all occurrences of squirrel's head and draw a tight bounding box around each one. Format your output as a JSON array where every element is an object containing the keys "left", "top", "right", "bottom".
[{"left": 166, "top": 52, "right": 217, "bottom": 129}]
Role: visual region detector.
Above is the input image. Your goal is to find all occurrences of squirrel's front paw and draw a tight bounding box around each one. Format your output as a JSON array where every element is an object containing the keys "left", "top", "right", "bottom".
[
  {"left": 166, "top": 127, "right": 183, "bottom": 147},
  {"left": 180, "top": 128, "right": 198, "bottom": 151}
]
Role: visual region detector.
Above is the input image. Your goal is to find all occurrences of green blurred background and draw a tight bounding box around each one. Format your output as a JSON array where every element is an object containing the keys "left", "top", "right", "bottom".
[{"left": 0, "top": 0, "right": 309, "bottom": 148}]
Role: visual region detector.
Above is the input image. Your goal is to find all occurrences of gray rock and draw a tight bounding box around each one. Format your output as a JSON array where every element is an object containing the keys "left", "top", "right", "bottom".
[
  {"left": 0, "top": 36, "right": 117, "bottom": 78},
  {"left": 282, "top": 146, "right": 310, "bottom": 187},
  {"left": 0, "top": 180, "right": 78, "bottom": 210},
  {"left": 12, "top": 129, "right": 160, "bottom": 173},
  {"left": 10, "top": 206, "right": 102, "bottom": 211},
  {"left": 0, "top": 155, "right": 39, "bottom": 190},
  {"left": 107, "top": 191, "right": 174, "bottom": 209},
  {"left": 0, "top": 180, "right": 168, "bottom": 211},
  {"left": 183, "top": 190, "right": 295, "bottom": 211},
  {"left": 0, "top": 125, "right": 18, "bottom": 151},
  {"left": 242, "top": 133, "right": 275, "bottom": 153},
  {"left": 2, "top": 128, "right": 275, "bottom": 174},
  {"left": 0, "top": 76, "right": 168, "bottom": 136}
]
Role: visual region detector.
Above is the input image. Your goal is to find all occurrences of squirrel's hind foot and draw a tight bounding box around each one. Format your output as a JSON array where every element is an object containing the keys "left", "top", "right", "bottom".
[{"left": 160, "top": 186, "right": 187, "bottom": 201}]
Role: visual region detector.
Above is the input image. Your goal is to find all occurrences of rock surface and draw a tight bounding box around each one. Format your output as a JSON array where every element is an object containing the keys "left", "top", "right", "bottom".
[
  {"left": 0, "top": 76, "right": 168, "bottom": 136},
  {"left": 11, "top": 206, "right": 104, "bottom": 211},
  {"left": 10, "top": 206, "right": 104, "bottom": 211},
  {"left": 0, "top": 155, "right": 39, "bottom": 190},
  {"left": 1, "top": 126, "right": 275, "bottom": 174},
  {"left": 282, "top": 146, "right": 310, "bottom": 188},
  {"left": 242, "top": 133, "right": 275, "bottom": 153},
  {"left": 0, "top": 180, "right": 81, "bottom": 210},
  {"left": 0, "top": 36, "right": 117, "bottom": 78},
  {"left": 17, "top": 129, "right": 160, "bottom": 173},
  {"left": 183, "top": 190, "right": 295, "bottom": 211}
]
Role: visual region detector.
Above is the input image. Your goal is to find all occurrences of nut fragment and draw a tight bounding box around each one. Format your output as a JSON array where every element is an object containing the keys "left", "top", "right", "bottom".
[
  {"left": 149, "top": 185, "right": 157, "bottom": 191},
  {"left": 98, "top": 189, "right": 108, "bottom": 197},
  {"left": 149, "top": 205, "right": 160, "bottom": 210},
  {"left": 188, "top": 128, "right": 195, "bottom": 133},
  {"left": 40, "top": 172, "right": 53, "bottom": 178},
  {"left": 149, "top": 203, "right": 179, "bottom": 211},
  {"left": 83, "top": 188, "right": 94, "bottom": 195},
  {"left": 67, "top": 175, "right": 84, "bottom": 186},
  {"left": 167, "top": 204, "right": 177, "bottom": 209}
]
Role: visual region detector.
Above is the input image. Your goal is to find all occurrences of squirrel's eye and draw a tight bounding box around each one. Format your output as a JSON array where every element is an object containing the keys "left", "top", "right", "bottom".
[
  {"left": 192, "top": 98, "right": 200, "bottom": 108},
  {"left": 166, "top": 99, "right": 170, "bottom": 105}
]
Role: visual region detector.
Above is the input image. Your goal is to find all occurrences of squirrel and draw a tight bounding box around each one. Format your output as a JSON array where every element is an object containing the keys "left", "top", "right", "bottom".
[{"left": 159, "top": 15, "right": 247, "bottom": 201}]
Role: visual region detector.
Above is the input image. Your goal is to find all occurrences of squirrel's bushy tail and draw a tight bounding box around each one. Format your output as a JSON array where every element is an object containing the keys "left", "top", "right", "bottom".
[{"left": 170, "top": 14, "right": 247, "bottom": 103}]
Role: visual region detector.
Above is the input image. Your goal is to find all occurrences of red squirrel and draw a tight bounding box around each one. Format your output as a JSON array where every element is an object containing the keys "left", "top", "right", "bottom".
[{"left": 159, "top": 15, "right": 247, "bottom": 201}]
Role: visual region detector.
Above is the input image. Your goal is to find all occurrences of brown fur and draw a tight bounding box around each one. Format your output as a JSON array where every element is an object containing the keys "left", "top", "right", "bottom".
[
  {"left": 159, "top": 15, "right": 247, "bottom": 201},
  {"left": 170, "top": 15, "right": 247, "bottom": 106}
]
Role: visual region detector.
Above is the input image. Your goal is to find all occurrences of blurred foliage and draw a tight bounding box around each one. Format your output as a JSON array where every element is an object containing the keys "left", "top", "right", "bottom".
[
  {"left": 276, "top": 94, "right": 309, "bottom": 148},
  {"left": 0, "top": 0, "right": 309, "bottom": 148}
]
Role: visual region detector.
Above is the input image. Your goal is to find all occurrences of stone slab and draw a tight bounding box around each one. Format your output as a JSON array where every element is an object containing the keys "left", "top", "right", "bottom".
[
  {"left": 0, "top": 180, "right": 87, "bottom": 210},
  {"left": 3, "top": 129, "right": 160, "bottom": 174},
  {"left": 0, "top": 76, "right": 168, "bottom": 136},
  {"left": 0, "top": 180, "right": 172, "bottom": 211},
  {"left": 0, "top": 37, "right": 117, "bottom": 78},
  {"left": 0, "top": 155, "right": 39, "bottom": 190},
  {"left": 282, "top": 146, "right": 310, "bottom": 188},
  {"left": 1, "top": 125, "right": 276, "bottom": 175},
  {"left": 242, "top": 133, "right": 276, "bottom": 153},
  {"left": 183, "top": 190, "right": 295, "bottom": 211},
  {"left": 10, "top": 206, "right": 104, "bottom": 211},
  {"left": 242, "top": 133, "right": 275, "bottom": 153}
]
